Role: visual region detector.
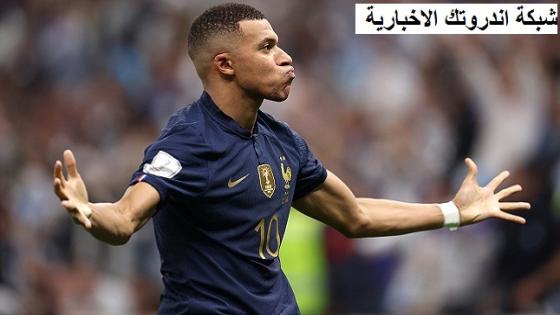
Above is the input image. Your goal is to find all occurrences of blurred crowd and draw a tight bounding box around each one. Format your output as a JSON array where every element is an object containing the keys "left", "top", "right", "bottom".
[{"left": 0, "top": 0, "right": 558, "bottom": 314}]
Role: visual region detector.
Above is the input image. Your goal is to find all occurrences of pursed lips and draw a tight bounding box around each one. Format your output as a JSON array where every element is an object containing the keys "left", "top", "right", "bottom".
[{"left": 286, "top": 67, "right": 295, "bottom": 81}]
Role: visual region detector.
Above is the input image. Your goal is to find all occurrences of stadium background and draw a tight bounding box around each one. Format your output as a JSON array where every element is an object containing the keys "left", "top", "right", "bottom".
[{"left": 0, "top": 0, "right": 558, "bottom": 314}]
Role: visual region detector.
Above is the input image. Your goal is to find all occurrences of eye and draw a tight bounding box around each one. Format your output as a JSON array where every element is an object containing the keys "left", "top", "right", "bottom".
[{"left": 262, "top": 42, "right": 275, "bottom": 51}]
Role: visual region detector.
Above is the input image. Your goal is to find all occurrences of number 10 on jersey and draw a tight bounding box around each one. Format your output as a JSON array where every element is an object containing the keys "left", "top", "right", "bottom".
[{"left": 254, "top": 215, "right": 281, "bottom": 259}]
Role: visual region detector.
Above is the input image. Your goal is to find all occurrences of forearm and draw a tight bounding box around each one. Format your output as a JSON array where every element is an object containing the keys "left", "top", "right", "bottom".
[
  {"left": 294, "top": 171, "right": 448, "bottom": 238},
  {"left": 352, "top": 198, "right": 444, "bottom": 237},
  {"left": 87, "top": 202, "right": 135, "bottom": 245}
]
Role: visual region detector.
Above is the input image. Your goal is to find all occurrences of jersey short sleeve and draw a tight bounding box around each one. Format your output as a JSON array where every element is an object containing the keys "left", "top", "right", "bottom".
[
  {"left": 129, "top": 123, "right": 208, "bottom": 206},
  {"left": 291, "top": 130, "right": 328, "bottom": 200}
]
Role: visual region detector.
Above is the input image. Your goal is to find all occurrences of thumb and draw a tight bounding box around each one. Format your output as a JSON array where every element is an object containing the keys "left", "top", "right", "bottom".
[{"left": 464, "top": 158, "right": 478, "bottom": 183}]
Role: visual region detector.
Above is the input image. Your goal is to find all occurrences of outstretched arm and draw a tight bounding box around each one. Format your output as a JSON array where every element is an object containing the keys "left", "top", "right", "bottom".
[
  {"left": 293, "top": 158, "right": 530, "bottom": 238},
  {"left": 53, "top": 150, "right": 159, "bottom": 245}
]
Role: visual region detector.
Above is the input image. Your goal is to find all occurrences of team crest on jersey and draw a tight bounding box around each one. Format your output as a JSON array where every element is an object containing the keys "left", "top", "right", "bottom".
[
  {"left": 280, "top": 156, "right": 292, "bottom": 190},
  {"left": 257, "top": 164, "right": 275, "bottom": 198}
]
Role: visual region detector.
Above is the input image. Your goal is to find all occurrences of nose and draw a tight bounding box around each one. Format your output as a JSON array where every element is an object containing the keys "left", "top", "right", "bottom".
[{"left": 277, "top": 47, "right": 293, "bottom": 67}]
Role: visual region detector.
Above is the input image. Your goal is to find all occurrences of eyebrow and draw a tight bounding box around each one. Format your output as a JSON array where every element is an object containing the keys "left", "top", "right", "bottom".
[{"left": 258, "top": 36, "right": 277, "bottom": 47}]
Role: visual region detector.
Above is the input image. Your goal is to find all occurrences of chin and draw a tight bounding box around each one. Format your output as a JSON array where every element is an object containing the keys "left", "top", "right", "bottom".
[
  {"left": 266, "top": 94, "right": 289, "bottom": 102},
  {"left": 266, "top": 86, "right": 291, "bottom": 102}
]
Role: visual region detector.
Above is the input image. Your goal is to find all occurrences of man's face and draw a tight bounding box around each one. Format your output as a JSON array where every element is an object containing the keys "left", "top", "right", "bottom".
[{"left": 230, "top": 19, "right": 295, "bottom": 102}]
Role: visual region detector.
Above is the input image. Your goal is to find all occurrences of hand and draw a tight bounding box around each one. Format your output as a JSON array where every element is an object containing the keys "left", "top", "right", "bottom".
[
  {"left": 453, "top": 158, "right": 530, "bottom": 225},
  {"left": 53, "top": 150, "right": 93, "bottom": 229}
]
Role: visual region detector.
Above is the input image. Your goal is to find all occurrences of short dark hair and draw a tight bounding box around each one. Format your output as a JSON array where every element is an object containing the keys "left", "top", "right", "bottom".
[{"left": 187, "top": 3, "right": 266, "bottom": 60}]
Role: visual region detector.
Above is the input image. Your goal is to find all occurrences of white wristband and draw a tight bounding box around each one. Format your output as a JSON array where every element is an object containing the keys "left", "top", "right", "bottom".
[{"left": 438, "top": 201, "right": 460, "bottom": 231}]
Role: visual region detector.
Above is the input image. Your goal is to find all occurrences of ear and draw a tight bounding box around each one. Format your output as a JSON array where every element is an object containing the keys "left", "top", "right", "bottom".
[{"left": 213, "top": 53, "right": 234, "bottom": 76}]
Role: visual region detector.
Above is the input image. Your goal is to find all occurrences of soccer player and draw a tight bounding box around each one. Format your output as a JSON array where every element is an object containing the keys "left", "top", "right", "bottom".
[{"left": 52, "top": 3, "right": 530, "bottom": 314}]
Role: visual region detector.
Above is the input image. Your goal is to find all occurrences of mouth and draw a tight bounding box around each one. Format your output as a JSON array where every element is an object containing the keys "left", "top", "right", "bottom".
[{"left": 286, "top": 67, "right": 296, "bottom": 81}]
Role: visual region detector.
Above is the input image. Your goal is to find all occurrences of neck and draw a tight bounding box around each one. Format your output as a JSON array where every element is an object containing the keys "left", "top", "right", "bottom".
[{"left": 205, "top": 85, "right": 263, "bottom": 133}]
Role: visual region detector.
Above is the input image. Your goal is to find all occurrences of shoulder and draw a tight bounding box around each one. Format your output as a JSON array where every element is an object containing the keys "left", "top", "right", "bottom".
[
  {"left": 148, "top": 102, "right": 208, "bottom": 160},
  {"left": 258, "top": 110, "right": 297, "bottom": 140},
  {"left": 258, "top": 111, "right": 309, "bottom": 160},
  {"left": 161, "top": 102, "right": 204, "bottom": 136},
  {"left": 262, "top": 110, "right": 308, "bottom": 140}
]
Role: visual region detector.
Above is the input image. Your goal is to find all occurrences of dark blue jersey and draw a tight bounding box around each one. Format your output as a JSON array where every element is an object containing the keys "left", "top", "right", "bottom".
[{"left": 130, "top": 91, "right": 327, "bottom": 314}]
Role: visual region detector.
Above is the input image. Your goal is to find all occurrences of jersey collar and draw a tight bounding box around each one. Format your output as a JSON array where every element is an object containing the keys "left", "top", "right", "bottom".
[{"left": 199, "top": 91, "right": 271, "bottom": 138}]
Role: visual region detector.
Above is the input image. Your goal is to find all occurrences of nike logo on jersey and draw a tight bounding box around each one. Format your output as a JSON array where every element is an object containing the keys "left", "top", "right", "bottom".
[{"left": 228, "top": 174, "right": 250, "bottom": 188}]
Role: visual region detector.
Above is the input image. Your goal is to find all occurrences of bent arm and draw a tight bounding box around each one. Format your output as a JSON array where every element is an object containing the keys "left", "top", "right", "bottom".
[
  {"left": 53, "top": 150, "right": 159, "bottom": 246},
  {"left": 88, "top": 182, "right": 159, "bottom": 245}
]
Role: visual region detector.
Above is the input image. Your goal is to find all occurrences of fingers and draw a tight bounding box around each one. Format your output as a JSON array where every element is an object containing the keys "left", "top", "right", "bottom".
[
  {"left": 53, "top": 160, "right": 68, "bottom": 200},
  {"left": 56, "top": 150, "right": 92, "bottom": 230},
  {"left": 464, "top": 158, "right": 478, "bottom": 183},
  {"left": 53, "top": 160, "right": 66, "bottom": 186},
  {"left": 63, "top": 149, "right": 79, "bottom": 178},
  {"left": 492, "top": 202, "right": 530, "bottom": 225},
  {"left": 494, "top": 211, "right": 526, "bottom": 224},
  {"left": 61, "top": 200, "right": 92, "bottom": 230},
  {"left": 496, "top": 184, "right": 522, "bottom": 200},
  {"left": 500, "top": 202, "right": 531, "bottom": 211},
  {"left": 53, "top": 178, "right": 68, "bottom": 200},
  {"left": 487, "top": 170, "right": 510, "bottom": 191}
]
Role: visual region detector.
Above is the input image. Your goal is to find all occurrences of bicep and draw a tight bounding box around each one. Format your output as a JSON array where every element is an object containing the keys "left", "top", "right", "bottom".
[
  {"left": 117, "top": 182, "right": 160, "bottom": 232},
  {"left": 293, "top": 170, "right": 364, "bottom": 236}
]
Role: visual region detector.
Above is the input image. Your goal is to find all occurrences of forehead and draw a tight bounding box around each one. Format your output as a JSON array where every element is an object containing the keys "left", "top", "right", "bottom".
[{"left": 238, "top": 19, "right": 278, "bottom": 43}]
